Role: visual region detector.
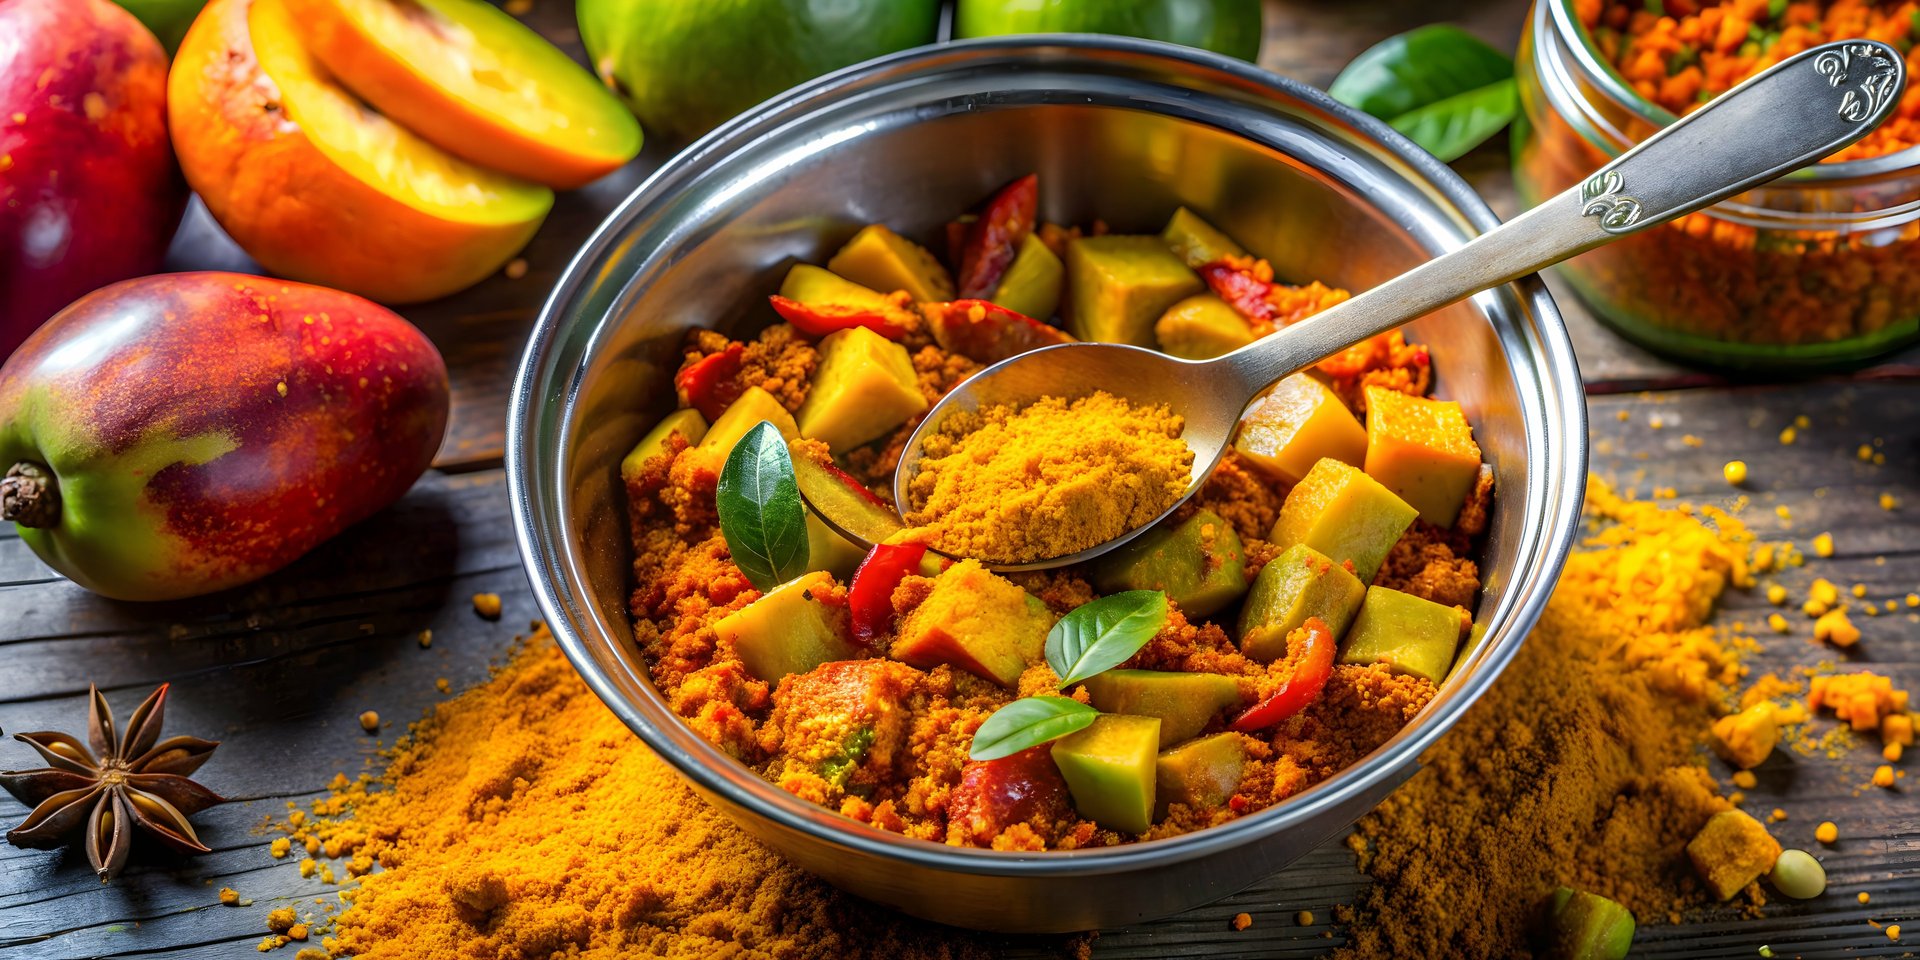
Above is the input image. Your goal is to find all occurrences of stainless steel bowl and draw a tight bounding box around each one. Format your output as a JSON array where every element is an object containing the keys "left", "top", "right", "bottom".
[{"left": 508, "top": 36, "right": 1588, "bottom": 934}]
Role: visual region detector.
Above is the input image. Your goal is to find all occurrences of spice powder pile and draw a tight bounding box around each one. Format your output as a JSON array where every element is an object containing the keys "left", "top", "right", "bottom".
[
  {"left": 285, "top": 624, "right": 988, "bottom": 960},
  {"left": 905, "top": 390, "right": 1194, "bottom": 563}
]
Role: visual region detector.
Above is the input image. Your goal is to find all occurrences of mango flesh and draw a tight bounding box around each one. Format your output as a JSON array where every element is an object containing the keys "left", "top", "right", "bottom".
[
  {"left": 1081, "top": 670, "right": 1243, "bottom": 749},
  {"left": 683, "top": 386, "right": 798, "bottom": 480},
  {"left": 828, "top": 224, "right": 954, "bottom": 302},
  {"left": 1064, "top": 235, "right": 1202, "bottom": 346},
  {"left": 1155, "top": 732, "right": 1246, "bottom": 818},
  {"left": 620, "top": 408, "right": 708, "bottom": 483},
  {"left": 713, "top": 571, "right": 863, "bottom": 684},
  {"left": 1362, "top": 385, "right": 1483, "bottom": 528},
  {"left": 1090, "top": 508, "right": 1247, "bottom": 620},
  {"left": 2, "top": 0, "right": 184, "bottom": 350},
  {"left": 1050, "top": 714, "right": 1162, "bottom": 834},
  {"left": 891, "top": 559, "right": 1052, "bottom": 687},
  {"left": 1236, "top": 374, "right": 1367, "bottom": 484},
  {"left": 283, "top": 0, "right": 641, "bottom": 188},
  {"left": 779, "top": 263, "right": 897, "bottom": 311},
  {"left": 0, "top": 273, "right": 448, "bottom": 601},
  {"left": 1536, "top": 887, "right": 1636, "bottom": 960},
  {"left": 1154, "top": 294, "right": 1254, "bottom": 360},
  {"left": 1269, "top": 457, "right": 1418, "bottom": 583},
  {"left": 1160, "top": 206, "right": 1246, "bottom": 268},
  {"left": 990, "top": 234, "right": 1064, "bottom": 320},
  {"left": 805, "top": 511, "right": 866, "bottom": 580},
  {"left": 1239, "top": 543, "right": 1366, "bottom": 662},
  {"left": 1340, "top": 585, "right": 1467, "bottom": 684},
  {"left": 796, "top": 326, "right": 927, "bottom": 452}
]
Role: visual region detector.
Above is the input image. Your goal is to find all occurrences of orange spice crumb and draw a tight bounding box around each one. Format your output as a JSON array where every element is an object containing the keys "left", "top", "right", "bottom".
[
  {"left": 220, "top": 887, "right": 241, "bottom": 906},
  {"left": 1230, "top": 912, "right": 1253, "bottom": 931},
  {"left": 269, "top": 837, "right": 291, "bottom": 859},
  {"left": 358, "top": 711, "right": 379, "bottom": 733},
  {"left": 1815, "top": 821, "right": 1838, "bottom": 844},
  {"left": 471, "top": 593, "right": 503, "bottom": 619},
  {"left": 1872, "top": 765, "right": 1895, "bottom": 788},
  {"left": 266, "top": 907, "right": 297, "bottom": 933}
]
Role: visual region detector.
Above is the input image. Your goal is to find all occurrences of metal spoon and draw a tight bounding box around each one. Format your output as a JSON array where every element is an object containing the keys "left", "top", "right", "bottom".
[{"left": 877, "top": 38, "right": 1905, "bottom": 571}]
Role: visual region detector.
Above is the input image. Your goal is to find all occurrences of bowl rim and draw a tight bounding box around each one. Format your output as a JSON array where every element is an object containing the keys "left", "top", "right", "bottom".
[{"left": 508, "top": 34, "right": 1589, "bottom": 878}]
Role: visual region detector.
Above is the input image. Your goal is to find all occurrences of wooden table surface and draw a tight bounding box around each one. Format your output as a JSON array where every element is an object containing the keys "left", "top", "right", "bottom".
[{"left": 3, "top": 2, "right": 1916, "bottom": 958}]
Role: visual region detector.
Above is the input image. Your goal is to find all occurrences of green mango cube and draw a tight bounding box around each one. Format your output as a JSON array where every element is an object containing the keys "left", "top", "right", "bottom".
[
  {"left": 1160, "top": 206, "right": 1246, "bottom": 269},
  {"left": 1535, "top": 887, "right": 1636, "bottom": 960},
  {"left": 1238, "top": 543, "right": 1366, "bottom": 663},
  {"left": 990, "top": 234, "right": 1063, "bottom": 320},
  {"left": 1064, "top": 235, "right": 1202, "bottom": 346},
  {"left": 1155, "top": 732, "right": 1246, "bottom": 818},
  {"left": 620, "top": 408, "right": 708, "bottom": 483},
  {"left": 1090, "top": 509, "right": 1248, "bottom": 619},
  {"left": 1080, "top": 669, "right": 1244, "bottom": 748},
  {"left": 1051, "top": 714, "right": 1162, "bottom": 834},
  {"left": 1269, "top": 457, "right": 1418, "bottom": 583},
  {"left": 1340, "top": 586, "right": 1468, "bottom": 684},
  {"left": 714, "top": 571, "right": 863, "bottom": 684}
]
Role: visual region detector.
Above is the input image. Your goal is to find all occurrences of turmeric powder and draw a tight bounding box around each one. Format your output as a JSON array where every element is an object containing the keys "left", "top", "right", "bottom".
[
  {"left": 280, "top": 625, "right": 989, "bottom": 960},
  {"left": 905, "top": 391, "right": 1193, "bottom": 562}
]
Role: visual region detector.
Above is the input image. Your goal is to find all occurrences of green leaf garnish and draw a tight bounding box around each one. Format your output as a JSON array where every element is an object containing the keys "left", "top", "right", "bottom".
[
  {"left": 969, "top": 696, "right": 1098, "bottom": 761},
  {"left": 716, "top": 421, "right": 810, "bottom": 592},
  {"left": 1329, "top": 24, "right": 1517, "bottom": 163},
  {"left": 1045, "top": 590, "right": 1169, "bottom": 687}
]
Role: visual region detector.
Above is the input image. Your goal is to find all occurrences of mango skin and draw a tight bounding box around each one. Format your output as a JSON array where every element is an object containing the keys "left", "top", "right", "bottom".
[
  {"left": 0, "top": 273, "right": 449, "bottom": 601},
  {"left": 1, "top": 0, "right": 186, "bottom": 358}
]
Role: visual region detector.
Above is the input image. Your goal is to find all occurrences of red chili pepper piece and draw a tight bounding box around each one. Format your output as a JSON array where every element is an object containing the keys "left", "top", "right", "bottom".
[
  {"left": 957, "top": 174, "right": 1038, "bottom": 299},
  {"left": 674, "top": 342, "right": 744, "bottom": 421},
  {"left": 923, "top": 298, "right": 1073, "bottom": 364},
  {"left": 947, "top": 745, "right": 1072, "bottom": 847},
  {"left": 848, "top": 541, "right": 929, "bottom": 644},
  {"left": 767, "top": 295, "right": 911, "bottom": 340},
  {"left": 1229, "top": 617, "right": 1336, "bottom": 732},
  {"left": 1199, "top": 259, "right": 1280, "bottom": 325}
]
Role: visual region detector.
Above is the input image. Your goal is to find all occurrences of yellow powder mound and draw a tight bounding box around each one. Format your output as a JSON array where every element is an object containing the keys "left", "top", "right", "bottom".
[
  {"left": 1337, "top": 477, "right": 1757, "bottom": 958},
  {"left": 905, "top": 391, "right": 1192, "bottom": 563},
  {"left": 294, "top": 627, "right": 988, "bottom": 960}
]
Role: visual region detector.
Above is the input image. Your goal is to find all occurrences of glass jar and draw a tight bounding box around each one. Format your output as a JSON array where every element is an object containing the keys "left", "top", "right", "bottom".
[{"left": 1515, "top": 0, "right": 1920, "bottom": 369}]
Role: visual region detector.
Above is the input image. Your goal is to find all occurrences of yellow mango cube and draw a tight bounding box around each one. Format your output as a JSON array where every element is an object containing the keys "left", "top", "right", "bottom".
[
  {"left": 681, "top": 386, "right": 798, "bottom": 479},
  {"left": 1269, "top": 457, "right": 1418, "bottom": 583},
  {"left": 779, "top": 263, "right": 895, "bottom": 311},
  {"left": 797, "top": 326, "right": 928, "bottom": 452},
  {"left": 1234, "top": 374, "right": 1366, "bottom": 483},
  {"left": 1065, "top": 235, "right": 1202, "bottom": 346},
  {"left": 826, "top": 225, "right": 954, "bottom": 302},
  {"left": 1362, "top": 385, "right": 1484, "bottom": 527},
  {"left": 620, "top": 408, "right": 707, "bottom": 483},
  {"left": 990, "top": 234, "right": 1063, "bottom": 320},
  {"left": 1154, "top": 293, "right": 1254, "bottom": 360}
]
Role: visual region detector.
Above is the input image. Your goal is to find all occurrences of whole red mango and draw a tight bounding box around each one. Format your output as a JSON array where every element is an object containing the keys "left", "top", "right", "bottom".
[
  {"left": 0, "top": 272, "right": 448, "bottom": 600},
  {"left": 1, "top": 0, "right": 187, "bottom": 359}
]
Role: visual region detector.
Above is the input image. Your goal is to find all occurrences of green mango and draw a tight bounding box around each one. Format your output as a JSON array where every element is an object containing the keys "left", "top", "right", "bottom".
[
  {"left": 1155, "top": 732, "right": 1245, "bottom": 818},
  {"left": 1090, "top": 508, "right": 1247, "bottom": 619},
  {"left": 1339, "top": 586, "right": 1468, "bottom": 684},
  {"left": 955, "top": 0, "right": 1264, "bottom": 61},
  {"left": 1051, "top": 714, "right": 1161, "bottom": 834},
  {"left": 1081, "top": 669, "right": 1244, "bottom": 748},
  {"left": 1238, "top": 543, "right": 1365, "bottom": 662}
]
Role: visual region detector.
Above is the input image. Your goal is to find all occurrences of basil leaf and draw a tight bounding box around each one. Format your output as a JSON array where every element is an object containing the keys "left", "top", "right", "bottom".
[
  {"left": 1329, "top": 24, "right": 1517, "bottom": 162},
  {"left": 969, "top": 696, "right": 1098, "bottom": 761},
  {"left": 715, "top": 421, "right": 810, "bottom": 592},
  {"left": 1046, "top": 590, "right": 1170, "bottom": 687}
]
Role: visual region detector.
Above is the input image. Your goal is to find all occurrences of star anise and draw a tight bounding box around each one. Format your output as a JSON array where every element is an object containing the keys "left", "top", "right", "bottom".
[{"left": 1, "top": 684, "right": 226, "bottom": 882}]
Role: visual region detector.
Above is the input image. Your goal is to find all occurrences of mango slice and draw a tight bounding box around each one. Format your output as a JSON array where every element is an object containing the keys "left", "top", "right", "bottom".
[
  {"left": 1090, "top": 509, "right": 1248, "bottom": 619},
  {"left": 796, "top": 326, "right": 927, "bottom": 452},
  {"left": 1155, "top": 732, "right": 1246, "bottom": 818},
  {"left": 1154, "top": 294, "right": 1254, "bottom": 360},
  {"left": 1363, "top": 385, "right": 1483, "bottom": 527},
  {"left": 805, "top": 512, "right": 866, "bottom": 580},
  {"left": 1535, "top": 888, "right": 1636, "bottom": 960},
  {"left": 714, "top": 571, "right": 862, "bottom": 683},
  {"left": 779, "top": 263, "right": 896, "bottom": 311},
  {"left": 891, "top": 559, "right": 1052, "bottom": 687},
  {"left": 1051, "top": 714, "right": 1161, "bottom": 834},
  {"left": 1160, "top": 206, "right": 1246, "bottom": 269},
  {"left": 1081, "top": 670, "right": 1243, "bottom": 748},
  {"left": 1236, "top": 374, "right": 1367, "bottom": 484},
  {"left": 620, "top": 408, "right": 707, "bottom": 483},
  {"left": 990, "top": 234, "right": 1064, "bottom": 320},
  {"left": 1238, "top": 543, "right": 1366, "bottom": 662},
  {"left": 1340, "top": 585, "right": 1467, "bottom": 684},
  {"left": 1064, "top": 235, "right": 1202, "bottom": 346},
  {"left": 827, "top": 225, "right": 954, "bottom": 302},
  {"left": 1269, "top": 458, "right": 1418, "bottom": 584},
  {"left": 683, "top": 386, "right": 798, "bottom": 479}
]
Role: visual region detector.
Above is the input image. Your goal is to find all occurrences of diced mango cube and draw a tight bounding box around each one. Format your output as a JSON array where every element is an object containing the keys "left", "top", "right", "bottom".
[
  {"left": 684, "top": 386, "right": 798, "bottom": 479},
  {"left": 1710, "top": 703, "right": 1778, "bottom": 770},
  {"left": 1065, "top": 235, "right": 1203, "bottom": 346},
  {"left": 621, "top": 408, "right": 707, "bottom": 483},
  {"left": 1883, "top": 712, "right": 1913, "bottom": 746},
  {"left": 1155, "top": 732, "right": 1246, "bottom": 819},
  {"left": 714, "top": 571, "right": 862, "bottom": 684},
  {"left": 1238, "top": 543, "right": 1365, "bottom": 662},
  {"left": 1154, "top": 294, "right": 1254, "bottom": 360},
  {"left": 1686, "top": 810, "right": 1781, "bottom": 901},
  {"left": 991, "top": 234, "right": 1063, "bottom": 321},
  {"left": 826, "top": 225, "right": 954, "bottom": 302},
  {"left": 1081, "top": 670, "right": 1244, "bottom": 749},
  {"left": 1160, "top": 207, "right": 1246, "bottom": 269},
  {"left": 779, "top": 263, "right": 896, "bottom": 311},
  {"left": 1090, "top": 509, "right": 1248, "bottom": 620},
  {"left": 1051, "top": 714, "right": 1161, "bottom": 834},
  {"left": 1339, "top": 586, "right": 1467, "bottom": 684},
  {"left": 1362, "top": 385, "right": 1483, "bottom": 528},
  {"left": 1235, "top": 374, "right": 1367, "bottom": 484},
  {"left": 796, "top": 326, "right": 928, "bottom": 452},
  {"left": 891, "top": 560, "right": 1052, "bottom": 687},
  {"left": 1269, "top": 458, "right": 1418, "bottom": 583}
]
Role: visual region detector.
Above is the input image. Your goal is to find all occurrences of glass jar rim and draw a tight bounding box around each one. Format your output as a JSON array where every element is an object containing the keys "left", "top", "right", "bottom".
[{"left": 1544, "top": 0, "right": 1920, "bottom": 183}]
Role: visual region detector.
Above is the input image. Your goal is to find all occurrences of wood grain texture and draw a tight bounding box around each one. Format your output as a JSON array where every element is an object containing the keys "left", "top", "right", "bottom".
[{"left": 6, "top": 0, "right": 1918, "bottom": 957}]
